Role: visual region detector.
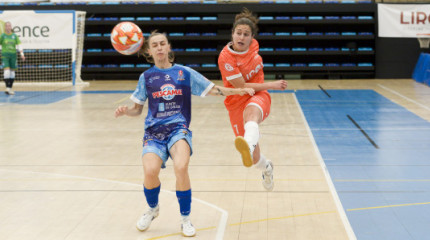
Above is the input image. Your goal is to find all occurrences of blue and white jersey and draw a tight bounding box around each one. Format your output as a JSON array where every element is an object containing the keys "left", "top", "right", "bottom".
[{"left": 131, "top": 64, "right": 214, "bottom": 132}]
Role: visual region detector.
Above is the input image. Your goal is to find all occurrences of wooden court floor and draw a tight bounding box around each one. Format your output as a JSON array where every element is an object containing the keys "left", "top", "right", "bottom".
[{"left": 1, "top": 79, "right": 429, "bottom": 240}]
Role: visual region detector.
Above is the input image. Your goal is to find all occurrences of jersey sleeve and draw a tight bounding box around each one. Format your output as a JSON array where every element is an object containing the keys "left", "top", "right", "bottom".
[
  {"left": 186, "top": 66, "right": 214, "bottom": 97},
  {"left": 130, "top": 73, "right": 147, "bottom": 105},
  {"left": 0, "top": 34, "right": 3, "bottom": 44},
  {"left": 218, "top": 51, "right": 242, "bottom": 81},
  {"left": 15, "top": 34, "right": 21, "bottom": 45}
]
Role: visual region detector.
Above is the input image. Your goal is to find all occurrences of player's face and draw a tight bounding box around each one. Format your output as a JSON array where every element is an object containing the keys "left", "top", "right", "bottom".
[
  {"left": 5, "top": 22, "right": 12, "bottom": 33},
  {"left": 148, "top": 34, "right": 171, "bottom": 62},
  {"left": 232, "top": 24, "right": 253, "bottom": 52}
]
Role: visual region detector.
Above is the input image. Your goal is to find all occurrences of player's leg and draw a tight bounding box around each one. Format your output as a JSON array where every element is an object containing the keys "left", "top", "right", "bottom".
[
  {"left": 243, "top": 104, "right": 263, "bottom": 158},
  {"left": 229, "top": 106, "right": 254, "bottom": 167},
  {"left": 234, "top": 91, "right": 271, "bottom": 167},
  {"left": 253, "top": 145, "right": 274, "bottom": 191},
  {"left": 3, "top": 56, "right": 11, "bottom": 94},
  {"left": 136, "top": 138, "right": 166, "bottom": 232},
  {"left": 8, "top": 55, "right": 18, "bottom": 95},
  {"left": 234, "top": 104, "right": 261, "bottom": 167},
  {"left": 8, "top": 69, "right": 16, "bottom": 95},
  {"left": 169, "top": 131, "right": 195, "bottom": 237},
  {"left": 170, "top": 139, "right": 191, "bottom": 191},
  {"left": 237, "top": 92, "right": 274, "bottom": 190}
]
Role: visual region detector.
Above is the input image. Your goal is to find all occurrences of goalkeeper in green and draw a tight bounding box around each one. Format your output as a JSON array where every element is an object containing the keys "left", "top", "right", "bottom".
[{"left": 1, "top": 21, "right": 25, "bottom": 95}]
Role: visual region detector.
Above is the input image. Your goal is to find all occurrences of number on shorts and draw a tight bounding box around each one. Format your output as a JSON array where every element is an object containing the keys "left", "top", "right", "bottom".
[{"left": 233, "top": 124, "right": 239, "bottom": 135}]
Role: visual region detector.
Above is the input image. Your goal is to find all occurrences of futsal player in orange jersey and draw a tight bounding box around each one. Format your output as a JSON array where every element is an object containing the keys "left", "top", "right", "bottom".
[{"left": 218, "top": 8, "right": 288, "bottom": 191}]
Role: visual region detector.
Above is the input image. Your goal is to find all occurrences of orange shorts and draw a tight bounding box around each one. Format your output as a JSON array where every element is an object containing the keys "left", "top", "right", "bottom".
[{"left": 227, "top": 91, "right": 271, "bottom": 137}]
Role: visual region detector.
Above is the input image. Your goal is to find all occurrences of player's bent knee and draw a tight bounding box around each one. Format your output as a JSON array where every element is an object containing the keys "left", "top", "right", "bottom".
[
  {"left": 144, "top": 167, "right": 161, "bottom": 179},
  {"left": 243, "top": 107, "right": 262, "bottom": 123},
  {"left": 174, "top": 163, "right": 189, "bottom": 176}
]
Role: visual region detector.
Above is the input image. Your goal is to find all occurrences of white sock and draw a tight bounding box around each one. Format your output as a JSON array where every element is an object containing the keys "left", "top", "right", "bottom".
[
  {"left": 4, "top": 69, "right": 11, "bottom": 79},
  {"left": 254, "top": 153, "right": 267, "bottom": 170},
  {"left": 244, "top": 121, "right": 259, "bottom": 154}
]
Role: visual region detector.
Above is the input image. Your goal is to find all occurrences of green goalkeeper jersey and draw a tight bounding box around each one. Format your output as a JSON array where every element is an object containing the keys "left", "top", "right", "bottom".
[{"left": 0, "top": 33, "right": 21, "bottom": 54}]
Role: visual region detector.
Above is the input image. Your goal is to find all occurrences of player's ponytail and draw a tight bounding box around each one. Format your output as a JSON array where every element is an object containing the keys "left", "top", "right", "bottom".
[
  {"left": 139, "top": 30, "right": 175, "bottom": 64},
  {"left": 232, "top": 8, "right": 259, "bottom": 36}
]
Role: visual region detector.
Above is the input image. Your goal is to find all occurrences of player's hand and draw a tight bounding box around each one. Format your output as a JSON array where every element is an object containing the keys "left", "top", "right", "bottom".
[
  {"left": 21, "top": 55, "right": 25, "bottom": 61},
  {"left": 272, "top": 80, "right": 287, "bottom": 90},
  {"left": 241, "top": 88, "right": 255, "bottom": 96},
  {"left": 114, "top": 105, "right": 129, "bottom": 118}
]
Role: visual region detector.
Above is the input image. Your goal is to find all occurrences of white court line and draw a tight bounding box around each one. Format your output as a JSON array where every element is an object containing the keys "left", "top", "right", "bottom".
[
  {"left": 378, "top": 84, "right": 430, "bottom": 112},
  {"left": 293, "top": 94, "right": 357, "bottom": 240},
  {"left": 0, "top": 168, "right": 228, "bottom": 240}
]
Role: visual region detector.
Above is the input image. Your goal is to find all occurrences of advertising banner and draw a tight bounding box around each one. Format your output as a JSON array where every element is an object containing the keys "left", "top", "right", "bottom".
[
  {"left": 0, "top": 10, "right": 74, "bottom": 49},
  {"left": 379, "top": 4, "right": 430, "bottom": 38}
]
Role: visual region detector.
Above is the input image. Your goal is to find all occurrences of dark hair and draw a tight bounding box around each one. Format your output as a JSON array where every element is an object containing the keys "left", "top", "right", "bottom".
[
  {"left": 232, "top": 8, "right": 259, "bottom": 36},
  {"left": 139, "top": 30, "right": 175, "bottom": 63}
]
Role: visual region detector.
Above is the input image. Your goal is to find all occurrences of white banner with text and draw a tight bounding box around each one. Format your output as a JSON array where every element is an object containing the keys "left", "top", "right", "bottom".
[
  {"left": 378, "top": 4, "right": 430, "bottom": 38},
  {"left": 0, "top": 10, "right": 75, "bottom": 49}
]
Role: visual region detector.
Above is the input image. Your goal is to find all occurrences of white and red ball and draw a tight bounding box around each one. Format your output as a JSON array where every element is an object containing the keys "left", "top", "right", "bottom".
[{"left": 111, "top": 22, "right": 144, "bottom": 55}]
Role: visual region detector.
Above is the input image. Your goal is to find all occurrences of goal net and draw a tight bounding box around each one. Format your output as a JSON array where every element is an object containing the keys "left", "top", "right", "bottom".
[{"left": 0, "top": 10, "right": 86, "bottom": 86}]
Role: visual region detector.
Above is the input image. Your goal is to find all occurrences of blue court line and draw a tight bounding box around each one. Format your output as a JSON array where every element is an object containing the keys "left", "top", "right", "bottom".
[
  {"left": 296, "top": 89, "right": 430, "bottom": 240},
  {"left": 0, "top": 90, "right": 135, "bottom": 105},
  {"left": 81, "top": 90, "right": 134, "bottom": 94},
  {"left": 0, "top": 91, "right": 78, "bottom": 105},
  {"left": 1, "top": 90, "right": 294, "bottom": 105}
]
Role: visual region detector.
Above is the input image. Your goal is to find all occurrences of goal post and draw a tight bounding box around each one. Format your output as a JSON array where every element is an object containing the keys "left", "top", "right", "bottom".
[{"left": 0, "top": 10, "right": 87, "bottom": 86}]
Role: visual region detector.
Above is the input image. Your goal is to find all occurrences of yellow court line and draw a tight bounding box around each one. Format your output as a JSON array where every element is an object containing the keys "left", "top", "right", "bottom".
[
  {"left": 336, "top": 179, "right": 430, "bottom": 182},
  {"left": 228, "top": 210, "right": 337, "bottom": 226},
  {"left": 191, "top": 178, "right": 324, "bottom": 182},
  {"left": 347, "top": 201, "right": 430, "bottom": 211},
  {"left": 114, "top": 95, "right": 131, "bottom": 104},
  {"left": 146, "top": 201, "right": 430, "bottom": 239},
  {"left": 0, "top": 178, "right": 324, "bottom": 182},
  {"left": 145, "top": 210, "right": 337, "bottom": 240}
]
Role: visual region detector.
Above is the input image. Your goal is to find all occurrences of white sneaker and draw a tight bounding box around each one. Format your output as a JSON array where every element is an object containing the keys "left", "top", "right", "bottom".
[
  {"left": 262, "top": 160, "right": 274, "bottom": 191},
  {"left": 5, "top": 87, "right": 10, "bottom": 95},
  {"left": 136, "top": 205, "right": 159, "bottom": 232},
  {"left": 8, "top": 89, "right": 15, "bottom": 95},
  {"left": 235, "top": 136, "right": 253, "bottom": 167},
  {"left": 181, "top": 216, "right": 196, "bottom": 237}
]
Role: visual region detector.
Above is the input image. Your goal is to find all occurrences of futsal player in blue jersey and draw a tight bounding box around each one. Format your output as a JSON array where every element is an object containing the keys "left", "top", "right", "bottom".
[{"left": 115, "top": 31, "right": 254, "bottom": 237}]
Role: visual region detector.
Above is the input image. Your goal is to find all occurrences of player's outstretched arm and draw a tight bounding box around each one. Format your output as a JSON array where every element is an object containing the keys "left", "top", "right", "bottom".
[
  {"left": 115, "top": 103, "right": 143, "bottom": 118},
  {"left": 208, "top": 85, "right": 255, "bottom": 96},
  {"left": 229, "top": 76, "right": 287, "bottom": 91}
]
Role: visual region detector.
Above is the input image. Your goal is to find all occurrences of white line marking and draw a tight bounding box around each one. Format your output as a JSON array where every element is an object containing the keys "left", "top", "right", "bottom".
[
  {"left": 0, "top": 168, "right": 228, "bottom": 240},
  {"left": 378, "top": 84, "right": 430, "bottom": 112},
  {"left": 293, "top": 93, "right": 357, "bottom": 240}
]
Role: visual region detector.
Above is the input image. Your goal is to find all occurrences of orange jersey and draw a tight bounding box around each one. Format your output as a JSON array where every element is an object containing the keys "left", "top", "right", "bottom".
[{"left": 218, "top": 39, "right": 267, "bottom": 110}]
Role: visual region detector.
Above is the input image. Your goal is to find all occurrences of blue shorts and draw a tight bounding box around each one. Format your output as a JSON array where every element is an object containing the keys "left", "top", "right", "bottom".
[{"left": 142, "top": 127, "right": 193, "bottom": 168}]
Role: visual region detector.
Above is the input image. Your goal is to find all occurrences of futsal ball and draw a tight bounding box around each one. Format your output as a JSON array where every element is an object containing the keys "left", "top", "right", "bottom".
[{"left": 111, "top": 22, "right": 144, "bottom": 55}]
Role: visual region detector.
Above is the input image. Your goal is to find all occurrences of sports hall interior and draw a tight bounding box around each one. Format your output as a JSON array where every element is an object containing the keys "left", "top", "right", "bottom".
[{"left": 1, "top": 1, "right": 430, "bottom": 240}]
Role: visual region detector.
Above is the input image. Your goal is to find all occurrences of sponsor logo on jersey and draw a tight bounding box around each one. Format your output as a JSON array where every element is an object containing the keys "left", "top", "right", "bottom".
[
  {"left": 177, "top": 70, "right": 185, "bottom": 81},
  {"left": 225, "top": 63, "right": 234, "bottom": 72},
  {"left": 245, "top": 62, "right": 264, "bottom": 81},
  {"left": 148, "top": 75, "right": 160, "bottom": 84},
  {"left": 152, "top": 84, "right": 182, "bottom": 100},
  {"left": 165, "top": 74, "right": 171, "bottom": 81}
]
